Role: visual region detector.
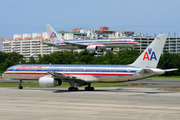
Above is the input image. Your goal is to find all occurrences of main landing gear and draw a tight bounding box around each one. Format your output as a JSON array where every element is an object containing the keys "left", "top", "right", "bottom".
[
  {"left": 82, "top": 49, "right": 88, "bottom": 55},
  {"left": 68, "top": 80, "right": 78, "bottom": 91},
  {"left": 18, "top": 80, "right": 23, "bottom": 89},
  {"left": 68, "top": 81, "right": 94, "bottom": 91},
  {"left": 85, "top": 83, "right": 94, "bottom": 91},
  {"left": 68, "top": 87, "right": 78, "bottom": 91}
]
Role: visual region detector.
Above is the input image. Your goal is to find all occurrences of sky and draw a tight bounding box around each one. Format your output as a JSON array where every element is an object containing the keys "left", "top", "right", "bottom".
[{"left": 0, "top": 0, "right": 180, "bottom": 50}]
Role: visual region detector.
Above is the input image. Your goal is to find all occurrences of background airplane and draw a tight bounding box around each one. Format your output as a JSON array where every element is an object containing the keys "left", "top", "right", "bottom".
[
  {"left": 43, "top": 24, "right": 140, "bottom": 55},
  {"left": 2, "top": 34, "right": 178, "bottom": 91}
]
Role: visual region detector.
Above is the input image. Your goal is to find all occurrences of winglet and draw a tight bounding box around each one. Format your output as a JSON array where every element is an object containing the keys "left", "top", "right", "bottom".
[
  {"left": 45, "top": 24, "right": 63, "bottom": 42},
  {"left": 131, "top": 34, "right": 168, "bottom": 68}
]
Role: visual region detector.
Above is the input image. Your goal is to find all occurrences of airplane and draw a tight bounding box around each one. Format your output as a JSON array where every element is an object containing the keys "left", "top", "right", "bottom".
[
  {"left": 43, "top": 24, "right": 140, "bottom": 55},
  {"left": 2, "top": 34, "right": 178, "bottom": 91}
]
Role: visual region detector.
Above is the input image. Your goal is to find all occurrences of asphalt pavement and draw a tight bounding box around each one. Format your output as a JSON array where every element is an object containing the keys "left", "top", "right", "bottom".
[{"left": 0, "top": 79, "right": 180, "bottom": 120}]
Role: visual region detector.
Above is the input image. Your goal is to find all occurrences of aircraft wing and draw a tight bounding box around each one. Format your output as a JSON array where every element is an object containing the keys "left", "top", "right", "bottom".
[
  {"left": 42, "top": 42, "right": 58, "bottom": 47},
  {"left": 48, "top": 72, "right": 79, "bottom": 80},
  {"left": 63, "top": 41, "right": 87, "bottom": 49},
  {"left": 48, "top": 72, "right": 99, "bottom": 82}
]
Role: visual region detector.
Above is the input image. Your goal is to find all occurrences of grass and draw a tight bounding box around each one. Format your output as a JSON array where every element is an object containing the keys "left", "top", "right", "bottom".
[
  {"left": 0, "top": 82, "right": 41, "bottom": 87},
  {"left": 145, "top": 76, "right": 180, "bottom": 80},
  {"left": 0, "top": 82, "right": 128, "bottom": 88}
]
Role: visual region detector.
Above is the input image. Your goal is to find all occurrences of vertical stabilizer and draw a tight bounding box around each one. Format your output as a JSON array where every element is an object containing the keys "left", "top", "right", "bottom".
[
  {"left": 45, "top": 24, "right": 63, "bottom": 42},
  {"left": 131, "top": 34, "right": 168, "bottom": 68}
]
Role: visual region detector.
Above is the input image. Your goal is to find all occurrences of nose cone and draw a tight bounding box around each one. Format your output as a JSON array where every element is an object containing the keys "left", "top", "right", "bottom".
[
  {"left": 2, "top": 72, "right": 5, "bottom": 78},
  {"left": 136, "top": 42, "right": 140, "bottom": 45},
  {"left": 131, "top": 39, "right": 140, "bottom": 46},
  {"left": 134, "top": 42, "right": 140, "bottom": 47},
  {"left": 2, "top": 72, "right": 9, "bottom": 79}
]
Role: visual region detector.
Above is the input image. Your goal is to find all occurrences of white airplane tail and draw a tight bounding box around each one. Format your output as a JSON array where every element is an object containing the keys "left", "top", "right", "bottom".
[
  {"left": 45, "top": 24, "right": 63, "bottom": 42},
  {"left": 131, "top": 34, "right": 168, "bottom": 68}
]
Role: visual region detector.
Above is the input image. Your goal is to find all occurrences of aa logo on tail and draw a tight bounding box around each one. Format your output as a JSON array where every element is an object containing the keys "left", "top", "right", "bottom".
[
  {"left": 50, "top": 32, "right": 57, "bottom": 38},
  {"left": 143, "top": 48, "right": 157, "bottom": 61}
]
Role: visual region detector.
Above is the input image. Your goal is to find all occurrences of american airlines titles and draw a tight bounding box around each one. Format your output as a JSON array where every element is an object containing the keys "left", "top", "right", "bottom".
[{"left": 18, "top": 65, "right": 42, "bottom": 70}]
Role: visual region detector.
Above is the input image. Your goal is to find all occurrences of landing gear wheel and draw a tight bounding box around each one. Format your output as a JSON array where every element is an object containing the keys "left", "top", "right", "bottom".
[
  {"left": 18, "top": 86, "right": 23, "bottom": 89},
  {"left": 85, "top": 87, "right": 94, "bottom": 91},
  {"left": 68, "top": 87, "right": 78, "bottom": 91},
  {"left": 68, "top": 87, "right": 72, "bottom": 91},
  {"left": 74, "top": 87, "right": 78, "bottom": 91},
  {"left": 85, "top": 83, "right": 94, "bottom": 91}
]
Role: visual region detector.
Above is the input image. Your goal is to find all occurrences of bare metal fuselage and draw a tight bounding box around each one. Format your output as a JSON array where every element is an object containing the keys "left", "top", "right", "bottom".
[{"left": 3, "top": 64, "right": 164, "bottom": 83}]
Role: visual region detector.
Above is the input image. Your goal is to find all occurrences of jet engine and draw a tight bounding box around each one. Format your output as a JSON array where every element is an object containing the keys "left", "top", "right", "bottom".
[
  {"left": 86, "top": 45, "right": 97, "bottom": 51},
  {"left": 39, "top": 75, "right": 62, "bottom": 87}
]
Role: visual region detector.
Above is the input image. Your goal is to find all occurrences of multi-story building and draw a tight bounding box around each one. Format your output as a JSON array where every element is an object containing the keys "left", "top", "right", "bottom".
[
  {"left": 109, "top": 32, "right": 180, "bottom": 54},
  {"left": 73, "top": 26, "right": 135, "bottom": 39},
  {"left": 3, "top": 33, "right": 61, "bottom": 60},
  {"left": 131, "top": 36, "right": 180, "bottom": 54}
]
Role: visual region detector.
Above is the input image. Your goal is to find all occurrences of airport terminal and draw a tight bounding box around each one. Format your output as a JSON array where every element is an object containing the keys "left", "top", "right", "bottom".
[{"left": 2, "top": 26, "right": 180, "bottom": 60}]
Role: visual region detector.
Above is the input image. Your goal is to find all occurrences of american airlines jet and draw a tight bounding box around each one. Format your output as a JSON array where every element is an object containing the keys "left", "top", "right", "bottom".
[
  {"left": 2, "top": 34, "right": 178, "bottom": 91},
  {"left": 43, "top": 25, "right": 140, "bottom": 55}
]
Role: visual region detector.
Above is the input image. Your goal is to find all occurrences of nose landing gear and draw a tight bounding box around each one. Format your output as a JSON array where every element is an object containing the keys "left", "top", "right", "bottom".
[{"left": 18, "top": 80, "right": 23, "bottom": 89}]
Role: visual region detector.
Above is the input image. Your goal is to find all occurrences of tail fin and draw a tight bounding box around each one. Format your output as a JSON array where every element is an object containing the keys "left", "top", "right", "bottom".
[
  {"left": 131, "top": 34, "right": 168, "bottom": 68},
  {"left": 45, "top": 24, "right": 63, "bottom": 42}
]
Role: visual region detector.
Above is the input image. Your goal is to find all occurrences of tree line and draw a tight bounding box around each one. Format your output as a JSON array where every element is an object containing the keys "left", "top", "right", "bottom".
[{"left": 0, "top": 49, "right": 180, "bottom": 76}]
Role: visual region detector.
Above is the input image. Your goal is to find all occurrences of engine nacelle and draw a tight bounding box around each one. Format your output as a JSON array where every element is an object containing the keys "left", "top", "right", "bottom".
[
  {"left": 86, "top": 45, "right": 97, "bottom": 51},
  {"left": 39, "top": 75, "right": 62, "bottom": 87},
  {"left": 105, "top": 48, "right": 113, "bottom": 52}
]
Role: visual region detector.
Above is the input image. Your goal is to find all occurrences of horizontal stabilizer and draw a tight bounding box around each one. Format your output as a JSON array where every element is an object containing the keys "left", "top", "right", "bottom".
[
  {"left": 134, "top": 68, "right": 166, "bottom": 77},
  {"left": 136, "top": 69, "right": 156, "bottom": 76},
  {"left": 164, "top": 69, "right": 179, "bottom": 72}
]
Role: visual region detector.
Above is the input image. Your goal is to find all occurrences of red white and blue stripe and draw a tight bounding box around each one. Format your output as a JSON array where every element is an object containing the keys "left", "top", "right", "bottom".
[{"left": 3, "top": 64, "right": 141, "bottom": 80}]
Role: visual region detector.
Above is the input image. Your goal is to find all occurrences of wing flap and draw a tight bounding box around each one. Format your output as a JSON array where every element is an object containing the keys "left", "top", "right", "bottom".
[
  {"left": 72, "top": 75, "right": 99, "bottom": 82},
  {"left": 48, "top": 72, "right": 99, "bottom": 82},
  {"left": 48, "top": 72, "right": 77, "bottom": 80}
]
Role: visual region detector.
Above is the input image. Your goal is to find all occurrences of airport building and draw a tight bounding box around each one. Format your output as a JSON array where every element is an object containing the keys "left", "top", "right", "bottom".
[{"left": 2, "top": 26, "right": 180, "bottom": 60}]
